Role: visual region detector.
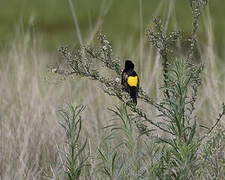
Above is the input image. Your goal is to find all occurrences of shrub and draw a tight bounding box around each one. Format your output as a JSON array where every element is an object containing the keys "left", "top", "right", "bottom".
[{"left": 52, "top": 0, "right": 225, "bottom": 179}]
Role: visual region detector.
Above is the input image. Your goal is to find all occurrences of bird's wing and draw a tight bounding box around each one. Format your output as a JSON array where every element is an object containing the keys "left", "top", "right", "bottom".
[
  {"left": 121, "top": 71, "right": 130, "bottom": 92},
  {"left": 122, "top": 71, "right": 128, "bottom": 84}
]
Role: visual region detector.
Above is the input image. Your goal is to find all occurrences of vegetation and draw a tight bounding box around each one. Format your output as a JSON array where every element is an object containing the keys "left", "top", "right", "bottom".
[
  {"left": 1, "top": 0, "right": 225, "bottom": 53},
  {"left": 0, "top": 0, "right": 225, "bottom": 180},
  {"left": 47, "top": 0, "right": 225, "bottom": 179}
]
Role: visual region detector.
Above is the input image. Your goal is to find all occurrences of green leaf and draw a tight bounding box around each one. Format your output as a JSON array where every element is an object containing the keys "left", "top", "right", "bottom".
[{"left": 187, "top": 120, "right": 196, "bottom": 145}]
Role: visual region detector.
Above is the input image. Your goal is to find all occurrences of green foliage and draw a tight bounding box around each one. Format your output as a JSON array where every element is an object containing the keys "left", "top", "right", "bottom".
[
  {"left": 96, "top": 105, "right": 140, "bottom": 179},
  {"left": 156, "top": 59, "right": 203, "bottom": 138},
  {"left": 146, "top": 17, "right": 181, "bottom": 98},
  {"left": 97, "top": 143, "right": 119, "bottom": 179},
  {"left": 52, "top": 0, "right": 225, "bottom": 179},
  {"left": 57, "top": 104, "right": 89, "bottom": 180},
  {"left": 107, "top": 106, "right": 141, "bottom": 179},
  {"left": 151, "top": 58, "right": 203, "bottom": 179}
]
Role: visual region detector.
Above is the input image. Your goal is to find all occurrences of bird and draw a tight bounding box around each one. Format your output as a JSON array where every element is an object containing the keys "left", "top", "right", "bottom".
[{"left": 121, "top": 60, "right": 139, "bottom": 105}]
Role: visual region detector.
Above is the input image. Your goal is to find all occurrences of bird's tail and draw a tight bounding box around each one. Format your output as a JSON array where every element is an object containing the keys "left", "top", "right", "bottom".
[{"left": 130, "top": 86, "right": 137, "bottom": 105}]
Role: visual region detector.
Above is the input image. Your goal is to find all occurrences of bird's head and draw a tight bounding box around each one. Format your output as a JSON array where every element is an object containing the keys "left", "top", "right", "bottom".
[{"left": 125, "top": 60, "right": 134, "bottom": 70}]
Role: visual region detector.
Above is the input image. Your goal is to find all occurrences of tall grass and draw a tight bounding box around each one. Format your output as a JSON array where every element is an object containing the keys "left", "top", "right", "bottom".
[{"left": 0, "top": 1, "right": 225, "bottom": 180}]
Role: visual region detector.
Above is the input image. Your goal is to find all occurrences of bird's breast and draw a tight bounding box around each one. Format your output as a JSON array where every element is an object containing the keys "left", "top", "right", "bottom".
[{"left": 127, "top": 76, "right": 138, "bottom": 87}]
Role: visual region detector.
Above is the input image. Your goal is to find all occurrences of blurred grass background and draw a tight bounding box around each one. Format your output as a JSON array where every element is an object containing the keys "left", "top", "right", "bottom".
[
  {"left": 0, "top": 0, "right": 224, "bottom": 55},
  {"left": 0, "top": 0, "right": 225, "bottom": 179}
]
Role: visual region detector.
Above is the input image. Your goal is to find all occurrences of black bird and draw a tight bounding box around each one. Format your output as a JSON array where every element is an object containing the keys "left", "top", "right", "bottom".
[{"left": 121, "top": 60, "right": 139, "bottom": 105}]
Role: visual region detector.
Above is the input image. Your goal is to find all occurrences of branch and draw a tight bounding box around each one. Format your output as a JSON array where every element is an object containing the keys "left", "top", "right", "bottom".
[
  {"left": 200, "top": 103, "right": 225, "bottom": 141},
  {"left": 207, "top": 103, "right": 225, "bottom": 135},
  {"left": 57, "top": 45, "right": 174, "bottom": 136}
]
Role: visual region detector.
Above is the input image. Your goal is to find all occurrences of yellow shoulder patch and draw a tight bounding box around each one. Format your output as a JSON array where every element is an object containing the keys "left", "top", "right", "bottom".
[{"left": 127, "top": 76, "right": 138, "bottom": 87}]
